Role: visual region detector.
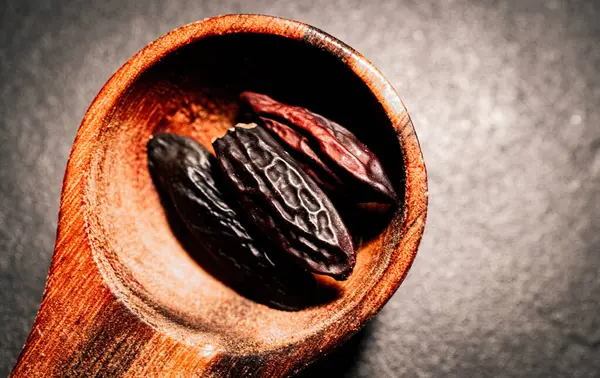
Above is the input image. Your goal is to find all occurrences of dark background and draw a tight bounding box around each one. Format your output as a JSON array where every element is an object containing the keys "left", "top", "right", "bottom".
[{"left": 1, "top": 0, "right": 599, "bottom": 376}]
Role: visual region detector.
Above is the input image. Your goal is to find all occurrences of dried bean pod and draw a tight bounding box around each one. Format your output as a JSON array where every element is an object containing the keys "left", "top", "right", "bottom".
[
  {"left": 147, "top": 133, "right": 315, "bottom": 309},
  {"left": 213, "top": 124, "right": 355, "bottom": 280},
  {"left": 260, "top": 116, "right": 343, "bottom": 191},
  {"left": 240, "top": 91, "right": 397, "bottom": 203}
]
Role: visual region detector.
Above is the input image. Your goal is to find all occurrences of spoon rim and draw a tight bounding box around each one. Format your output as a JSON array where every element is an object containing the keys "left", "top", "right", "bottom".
[{"left": 75, "top": 12, "right": 428, "bottom": 367}]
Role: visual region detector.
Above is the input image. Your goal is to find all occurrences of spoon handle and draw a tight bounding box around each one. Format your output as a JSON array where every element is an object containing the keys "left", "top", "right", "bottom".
[{"left": 10, "top": 193, "right": 212, "bottom": 377}]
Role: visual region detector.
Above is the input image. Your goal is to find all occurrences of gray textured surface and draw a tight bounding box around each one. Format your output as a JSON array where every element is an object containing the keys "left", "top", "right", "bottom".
[{"left": 1, "top": 0, "right": 599, "bottom": 376}]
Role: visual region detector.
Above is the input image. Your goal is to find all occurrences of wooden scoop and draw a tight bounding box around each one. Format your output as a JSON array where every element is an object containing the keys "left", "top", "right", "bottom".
[{"left": 11, "top": 15, "right": 427, "bottom": 377}]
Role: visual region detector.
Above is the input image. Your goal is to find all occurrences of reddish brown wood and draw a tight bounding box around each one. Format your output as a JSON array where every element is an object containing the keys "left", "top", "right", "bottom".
[{"left": 11, "top": 14, "right": 428, "bottom": 377}]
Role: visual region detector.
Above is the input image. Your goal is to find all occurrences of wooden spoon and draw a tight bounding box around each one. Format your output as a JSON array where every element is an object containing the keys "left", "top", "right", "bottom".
[{"left": 11, "top": 15, "right": 427, "bottom": 377}]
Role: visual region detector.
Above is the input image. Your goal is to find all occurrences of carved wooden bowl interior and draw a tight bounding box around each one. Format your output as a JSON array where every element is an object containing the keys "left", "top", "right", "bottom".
[{"left": 13, "top": 15, "right": 427, "bottom": 377}]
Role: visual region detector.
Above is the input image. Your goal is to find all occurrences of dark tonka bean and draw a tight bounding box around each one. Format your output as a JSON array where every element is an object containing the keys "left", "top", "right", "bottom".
[
  {"left": 147, "top": 133, "right": 315, "bottom": 309},
  {"left": 213, "top": 124, "right": 355, "bottom": 280},
  {"left": 240, "top": 91, "right": 397, "bottom": 203}
]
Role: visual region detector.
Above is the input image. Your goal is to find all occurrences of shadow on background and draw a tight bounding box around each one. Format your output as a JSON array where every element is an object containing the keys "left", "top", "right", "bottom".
[{"left": 297, "top": 324, "right": 371, "bottom": 377}]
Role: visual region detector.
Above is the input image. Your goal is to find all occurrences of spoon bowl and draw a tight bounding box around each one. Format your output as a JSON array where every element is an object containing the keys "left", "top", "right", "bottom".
[{"left": 12, "top": 15, "right": 427, "bottom": 377}]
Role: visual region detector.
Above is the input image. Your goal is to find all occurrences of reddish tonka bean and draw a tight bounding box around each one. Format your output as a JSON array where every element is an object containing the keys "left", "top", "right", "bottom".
[
  {"left": 240, "top": 91, "right": 397, "bottom": 203},
  {"left": 259, "top": 116, "right": 343, "bottom": 191}
]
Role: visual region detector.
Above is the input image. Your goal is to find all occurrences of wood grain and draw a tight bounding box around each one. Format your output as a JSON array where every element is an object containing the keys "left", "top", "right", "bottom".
[{"left": 11, "top": 14, "right": 427, "bottom": 377}]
